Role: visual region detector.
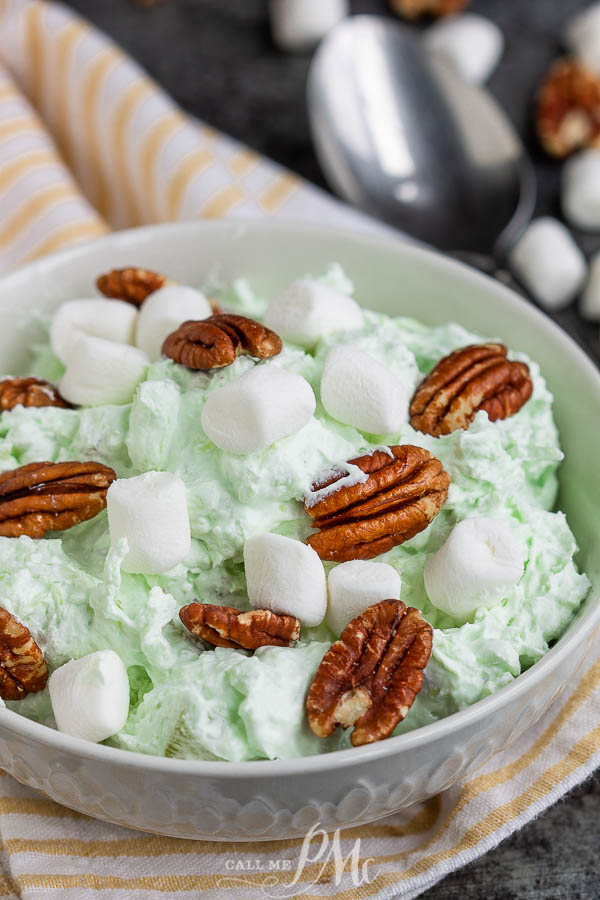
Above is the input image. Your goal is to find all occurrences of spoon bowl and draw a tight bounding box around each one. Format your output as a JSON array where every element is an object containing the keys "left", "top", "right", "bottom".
[{"left": 307, "top": 15, "right": 536, "bottom": 256}]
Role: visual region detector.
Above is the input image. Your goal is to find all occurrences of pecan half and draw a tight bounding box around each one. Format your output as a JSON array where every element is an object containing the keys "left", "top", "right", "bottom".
[
  {"left": 180, "top": 602, "right": 300, "bottom": 650},
  {"left": 0, "top": 377, "right": 71, "bottom": 411},
  {"left": 96, "top": 267, "right": 167, "bottom": 306},
  {"left": 162, "top": 314, "right": 282, "bottom": 370},
  {"left": 410, "top": 343, "right": 532, "bottom": 437},
  {"left": 0, "top": 607, "right": 48, "bottom": 700},
  {"left": 0, "top": 461, "right": 116, "bottom": 538},
  {"left": 535, "top": 58, "right": 600, "bottom": 158},
  {"left": 389, "top": 0, "right": 468, "bottom": 18},
  {"left": 303, "top": 445, "right": 449, "bottom": 562},
  {"left": 307, "top": 599, "right": 432, "bottom": 746}
]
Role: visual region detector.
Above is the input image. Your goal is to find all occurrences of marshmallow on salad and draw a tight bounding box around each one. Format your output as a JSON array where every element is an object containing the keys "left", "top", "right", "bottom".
[
  {"left": 244, "top": 532, "right": 327, "bottom": 627},
  {"left": 264, "top": 279, "right": 363, "bottom": 349},
  {"left": 135, "top": 284, "right": 212, "bottom": 361},
  {"left": 107, "top": 471, "right": 191, "bottom": 574},
  {"left": 201, "top": 364, "right": 315, "bottom": 454},
  {"left": 423, "top": 13, "right": 504, "bottom": 85},
  {"left": 508, "top": 217, "right": 587, "bottom": 309},
  {"left": 59, "top": 334, "right": 148, "bottom": 406},
  {"left": 49, "top": 650, "right": 130, "bottom": 743},
  {"left": 51, "top": 298, "right": 138, "bottom": 365},
  {"left": 424, "top": 517, "right": 524, "bottom": 622},
  {"left": 320, "top": 344, "right": 409, "bottom": 434},
  {"left": 326, "top": 560, "right": 402, "bottom": 635}
]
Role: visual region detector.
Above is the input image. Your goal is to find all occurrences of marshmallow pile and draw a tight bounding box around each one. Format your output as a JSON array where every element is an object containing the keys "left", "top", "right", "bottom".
[
  {"left": 243, "top": 533, "right": 405, "bottom": 634},
  {"left": 424, "top": 517, "right": 524, "bottom": 622},
  {"left": 511, "top": 5, "right": 600, "bottom": 318},
  {"left": 49, "top": 650, "right": 130, "bottom": 743},
  {"left": 53, "top": 282, "right": 212, "bottom": 407}
]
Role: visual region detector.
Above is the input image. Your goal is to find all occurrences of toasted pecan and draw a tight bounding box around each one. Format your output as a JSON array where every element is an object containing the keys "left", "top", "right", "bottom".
[
  {"left": 0, "top": 607, "right": 48, "bottom": 700},
  {"left": 389, "top": 0, "right": 468, "bottom": 18},
  {"left": 96, "top": 267, "right": 167, "bottom": 306},
  {"left": 0, "top": 377, "right": 71, "bottom": 411},
  {"left": 0, "top": 461, "right": 116, "bottom": 538},
  {"left": 162, "top": 314, "right": 282, "bottom": 370},
  {"left": 180, "top": 602, "right": 301, "bottom": 651},
  {"left": 535, "top": 58, "right": 600, "bottom": 158},
  {"left": 409, "top": 343, "right": 532, "bottom": 437},
  {"left": 307, "top": 599, "right": 432, "bottom": 746},
  {"left": 303, "top": 445, "right": 449, "bottom": 562}
]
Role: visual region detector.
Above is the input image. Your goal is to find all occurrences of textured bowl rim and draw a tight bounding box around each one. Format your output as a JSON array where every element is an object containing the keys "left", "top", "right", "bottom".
[{"left": 0, "top": 218, "right": 599, "bottom": 778}]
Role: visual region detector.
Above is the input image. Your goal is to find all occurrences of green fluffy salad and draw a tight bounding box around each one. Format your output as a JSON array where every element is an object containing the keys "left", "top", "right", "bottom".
[{"left": 0, "top": 264, "right": 589, "bottom": 761}]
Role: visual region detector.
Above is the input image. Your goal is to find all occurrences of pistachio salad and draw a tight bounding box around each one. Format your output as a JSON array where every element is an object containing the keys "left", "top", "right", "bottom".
[{"left": 0, "top": 263, "right": 589, "bottom": 761}]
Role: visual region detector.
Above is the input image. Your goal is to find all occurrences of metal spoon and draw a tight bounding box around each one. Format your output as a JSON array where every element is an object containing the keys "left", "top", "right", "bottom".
[{"left": 307, "top": 15, "right": 536, "bottom": 261}]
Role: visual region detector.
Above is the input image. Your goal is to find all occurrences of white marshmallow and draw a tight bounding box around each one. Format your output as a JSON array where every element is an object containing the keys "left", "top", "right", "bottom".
[
  {"left": 107, "top": 471, "right": 191, "bottom": 574},
  {"left": 424, "top": 13, "right": 504, "bottom": 85},
  {"left": 508, "top": 217, "right": 587, "bottom": 309},
  {"left": 424, "top": 517, "right": 524, "bottom": 622},
  {"left": 59, "top": 334, "right": 148, "bottom": 406},
  {"left": 135, "top": 284, "right": 212, "bottom": 361},
  {"left": 51, "top": 298, "right": 137, "bottom": 365},
  {"left": 565, "top": 4, "right": 600, "bottom": 73},
  {"left": 201, "top": 365, "right": 315, "bottom": 454},
  {"left": 326, "top": 560, "right": 401, "bottom": 636},
  {"left": 244, "top": 532, "right": 327, "bottom": 626},
  {"left": 580, "top": 251, "right": 600, "bottom": 320},
  {"left": 321, "top": 344, "right": 408, "bottom": 434},
  {"left": 49, "top": 650, "right": 129, "bottom": 743},
  {"left": 269, "top": 0, "right": 348, "bottom": 51},
  {"left": 562, "top": 150, "right": 600, "bottom": 231},
  {"left": 264, "top": 279, "right": 363, "bottom": 349}
]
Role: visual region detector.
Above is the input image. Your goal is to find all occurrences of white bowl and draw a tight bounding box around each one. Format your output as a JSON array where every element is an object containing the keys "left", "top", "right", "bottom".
[{"left": 0, "top": 220, "right": 598, "bottom": 841}]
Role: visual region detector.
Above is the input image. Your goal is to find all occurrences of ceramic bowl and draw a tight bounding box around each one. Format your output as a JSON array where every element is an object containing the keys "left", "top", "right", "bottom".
[{"left": 0, "top": 221, "right": 598, "bottom": 840}]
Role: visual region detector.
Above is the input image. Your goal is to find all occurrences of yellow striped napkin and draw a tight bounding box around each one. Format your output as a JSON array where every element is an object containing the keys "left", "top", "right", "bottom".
[{"left": 0, "top": 1, "right": 598, "bottom": 898}]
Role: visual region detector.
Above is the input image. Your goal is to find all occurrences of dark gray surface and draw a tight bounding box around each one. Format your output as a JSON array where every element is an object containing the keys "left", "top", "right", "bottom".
[{"left": 63, "top": 1, "right": 600, "bottom": 896}]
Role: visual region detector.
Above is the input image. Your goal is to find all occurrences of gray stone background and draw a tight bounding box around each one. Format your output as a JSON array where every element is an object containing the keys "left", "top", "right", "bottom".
[{"left": 63, "top": 1, "right": 600, "bottom": 896}]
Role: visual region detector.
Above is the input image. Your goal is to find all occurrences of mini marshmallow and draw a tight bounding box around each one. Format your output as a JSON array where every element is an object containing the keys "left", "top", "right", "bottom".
[
  {"left": 48, "top": 650, "right": 129, "bottom": 743},
  {"left": 562, "top": 150, "right": 600, "bottom": 231},
  {"left": 424, "top": 13, "right": 504, "bottom": 85},
  {"left": 326, "top": 560, "right": 401, "bottom": 636},
  {"left": 244, "top": 532, "right": 327, "bottom": 626},
  {"left": 269, "top": 0, "right": 348, "bottom": 51},
  {"left": 107, "top": 471, "right": 191, "bottom": 574},
  {"left": 565, "top": 3, "right": 600, "bottom": 73},
  {"left": 264, "top": 279, "right": 363, "bottom": 349},
  {"left": 59, "top": 334, "right": 148, "bottom": 406},
  {"left": 136, "top": 284, "right": 212, "bottom": 361},
  {"left": 51, "top": 298, "right": 137, "bottom": 365},
  {"left": 424, "top": 517, "right": 524, "bottom": 622},
  {"left": 580, "top": 251, "right": 600, "bottom": 320},
  {"left": 321, "top": 344, "right": 408, "bottom": 434},
  {"left": 508, "top": 217, "right": 587, "bottom": 309},
  {"left": 201, "top": 365, "right": 315, "bottom": 454}
]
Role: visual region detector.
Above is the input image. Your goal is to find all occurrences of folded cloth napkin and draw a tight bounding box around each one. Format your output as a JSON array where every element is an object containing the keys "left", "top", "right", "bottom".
[{"left": 0, "top": 2, "right": 598, "bottom": 899}]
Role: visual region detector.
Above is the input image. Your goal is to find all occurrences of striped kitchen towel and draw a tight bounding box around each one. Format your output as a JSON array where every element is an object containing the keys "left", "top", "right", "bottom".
[{"left": 0, "top": 1, "right": 598, "bottom": 898}]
